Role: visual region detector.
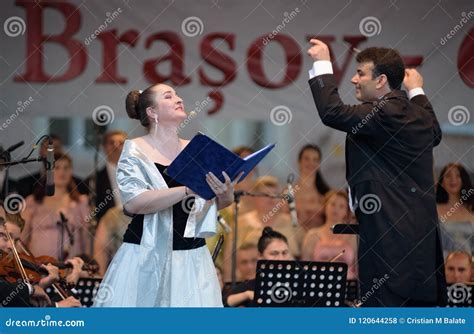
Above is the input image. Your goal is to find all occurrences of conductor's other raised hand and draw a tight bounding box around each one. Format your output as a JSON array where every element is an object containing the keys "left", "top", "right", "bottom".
[
  {"left": 403, "top": 68, "right": 423, "bottom": 91},
  {"left": 307, "top": 39, "right": 331, "bottom": 61}
]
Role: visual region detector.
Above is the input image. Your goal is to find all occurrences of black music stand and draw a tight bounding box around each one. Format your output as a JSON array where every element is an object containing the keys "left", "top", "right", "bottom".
[
  {"left": 333, "top": 223, "right": 360, "bottom": 305},
  {"left": 254, "top": 260, "right": 348, "bottom": 307},
  {"left": 74, "top": 277, "right": 102, "bottom": 307},
  {"left": 345, "top": 279, "right": 359, "bottom": 304}
]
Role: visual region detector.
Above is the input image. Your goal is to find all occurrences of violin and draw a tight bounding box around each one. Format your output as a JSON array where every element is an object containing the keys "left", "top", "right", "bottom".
[{"left": 0, "top": 222, "right": 72, "bottom": 300}]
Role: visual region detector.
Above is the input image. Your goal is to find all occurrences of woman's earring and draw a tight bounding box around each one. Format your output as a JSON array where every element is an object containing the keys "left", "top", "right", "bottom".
[{"left": 154, "top": 115, "right": 158, "bottom": 124}]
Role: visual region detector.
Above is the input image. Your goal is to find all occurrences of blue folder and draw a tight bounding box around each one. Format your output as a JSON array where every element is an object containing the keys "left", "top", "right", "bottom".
[{"left": 165, "top": 133, "right": 275, "bottom": 200}]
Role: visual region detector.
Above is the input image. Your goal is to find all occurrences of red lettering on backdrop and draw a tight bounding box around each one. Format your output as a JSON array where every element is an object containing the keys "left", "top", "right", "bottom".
[
  {"left": 14, "top": 0, "right": 87, "bottom": 82},
  {"left": 458, "top": 27, "right": 474, "bottom": 88},
  {"left": 403, "top": 56, "right": 423, "bottom": 67},
  {"left": 95, "top": 29, "right": 140, "bottom": 83},
  {"left": 207, "top": 91, "right": 224, "bottom": 115},
  {"left": 199, "top": 33, "right": 237, "bottom": 87},
  {"left": 143, "top": 31, "right": 191, "bottom": 86},
  {"left": 247, "top": 34, "right": 302, "bottom": 88}
]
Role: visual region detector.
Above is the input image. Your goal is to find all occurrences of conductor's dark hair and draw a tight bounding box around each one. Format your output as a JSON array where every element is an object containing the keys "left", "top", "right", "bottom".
[
  {"left": 298, "top": 144, "right": 330, "bottom": 195},
  {"left": 257, "top": 227, "right": 288, "bottom": 254},
  {"left": 356, "top": 47, "right": 405, "bottom": 90},
  {"left": 436, "top": 163, "right": 473, "bottom": 211},
  {"left": 125, "top": 84, "right": 161, "bottom": 127}
]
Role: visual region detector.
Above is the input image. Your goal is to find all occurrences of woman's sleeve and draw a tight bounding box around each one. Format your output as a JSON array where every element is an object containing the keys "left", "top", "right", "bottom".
[{"left": 116, "top": 154, "right": 151, "bottom": 206}]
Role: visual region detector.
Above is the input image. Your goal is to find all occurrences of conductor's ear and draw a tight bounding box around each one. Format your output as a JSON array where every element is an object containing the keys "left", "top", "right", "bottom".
[{"left": 376, "top": 74, "right": 388, "bottom": 89}]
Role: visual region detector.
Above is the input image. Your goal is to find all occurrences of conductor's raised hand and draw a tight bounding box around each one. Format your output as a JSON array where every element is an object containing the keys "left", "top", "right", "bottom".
[
  {"left": 403, "top": 68, "right": 423, "bottom": 91},
  {"left": 307, "top": 39, "right": 331, "bottom": 61}
]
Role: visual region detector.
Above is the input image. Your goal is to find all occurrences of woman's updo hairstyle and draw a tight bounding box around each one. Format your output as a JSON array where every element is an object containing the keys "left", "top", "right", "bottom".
[
  {"left": 257, "top": 227, "right": 288, "bottom": 254},
  {"left": 125, "top": 85, "right": 158, "bottom": 127}
]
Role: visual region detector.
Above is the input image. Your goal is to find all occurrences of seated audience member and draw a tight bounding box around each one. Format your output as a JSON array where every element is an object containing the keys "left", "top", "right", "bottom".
[
  {"left": 222, "top": 176, "right": 305, "bottom": 281},
  {"left": 436, "top": 163, "right": 473, "bottom": 257},
  {"left": 301, "top": 190, "right": 358, "bottom": 278},
  {"left": 445, "top": 251, "right": 472, "bottom": 284},
  {"left": 225, "top": 227, "right": 292, "bottom": 307},
  {"left": 294, "top": 144, "right": 330, "bottom": 230},
  {"left": 236, "top": 242, "right": 259, "bottom": 281}
]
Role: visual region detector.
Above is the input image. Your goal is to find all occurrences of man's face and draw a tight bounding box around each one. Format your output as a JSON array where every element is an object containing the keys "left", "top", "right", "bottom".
[
  {"left": 237, "top": 247, "right": 259, "bottom": 280},
  {"left": 0, "top": 225, "right": 12, "bottom": 253},
  {"left": 351, "top": 61, "right": 380, "bottom": 102},
  {"left": 445, "top": 255, "right": 471, "bottom": 284}
]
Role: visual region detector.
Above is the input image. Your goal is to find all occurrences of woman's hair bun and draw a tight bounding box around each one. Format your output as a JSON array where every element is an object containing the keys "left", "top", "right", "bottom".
[
  {"left": 262, "top": 227, "right": 274, "bottom": 235},
  {"left": 125, "top": 90, "right": 141, "bottom": 120}
]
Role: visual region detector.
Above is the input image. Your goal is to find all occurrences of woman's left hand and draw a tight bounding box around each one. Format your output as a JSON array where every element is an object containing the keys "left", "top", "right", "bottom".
[{"left": 206, "top": 171, "right": 244, "bottom": 209}]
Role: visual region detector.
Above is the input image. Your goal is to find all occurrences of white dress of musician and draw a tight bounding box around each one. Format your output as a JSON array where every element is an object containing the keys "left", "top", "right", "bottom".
[{"left": 94, "top": 84, "right": 240, "bottom": 307}]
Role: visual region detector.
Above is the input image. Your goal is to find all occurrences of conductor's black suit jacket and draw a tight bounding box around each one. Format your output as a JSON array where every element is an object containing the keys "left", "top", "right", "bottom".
[{"left": 309, "top": 74, "right": 446, "bottom": 305}]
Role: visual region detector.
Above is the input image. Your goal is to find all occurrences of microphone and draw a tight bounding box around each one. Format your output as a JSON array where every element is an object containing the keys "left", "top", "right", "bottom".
[
  {"left": 286, "top": 174, "right": 298, "bottom": 228},
  {"left": 45, "top": 137, "right": 55, "bottom": 196},
  {"left": 217, "top": 214, "right": 231, "bottom": 234},
  {"left": 1, "top": 141, "right": 24, "bottom": 157}
]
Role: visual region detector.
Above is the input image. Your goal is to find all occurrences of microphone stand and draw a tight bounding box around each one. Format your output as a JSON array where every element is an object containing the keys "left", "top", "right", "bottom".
[
  {"left": 230, "top": 190, "right": 287, "bottom": 289},
  {"left": 0, "top": 144, "right": 43, "bottom": 203},
  {"left": 87, "top": 124, "right": 106, "bottom": 255},
  {"left": 57, "top": 212, "right": 74, "bottom": 261},
  {"left": 0, "top": 137, "right": 52, "bottom": 232}
]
